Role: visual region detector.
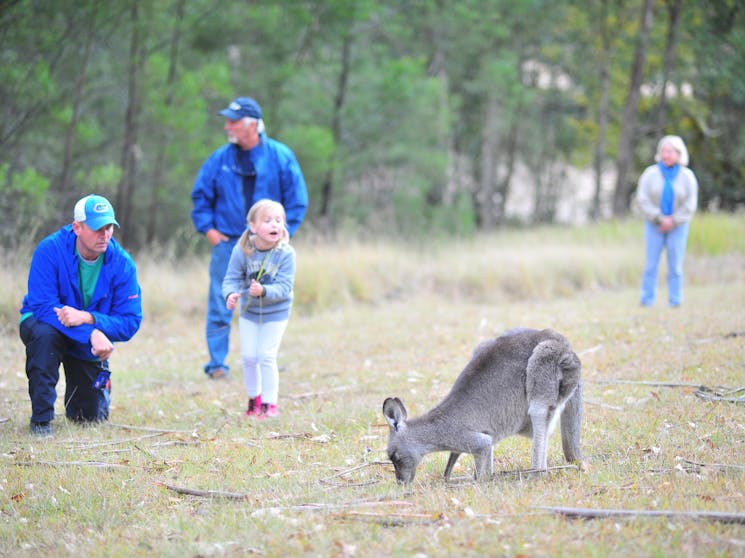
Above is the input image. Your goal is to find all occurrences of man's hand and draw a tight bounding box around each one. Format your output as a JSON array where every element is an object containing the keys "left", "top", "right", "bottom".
[
  {"left": 205, "top": 228, "right": 229, "bottom": 247},
  {"left": 90, "top": 329, "right": 114, "bottom": 360},
  {"left": 55, "top": 306, "right": 93, "bottom": 328}
]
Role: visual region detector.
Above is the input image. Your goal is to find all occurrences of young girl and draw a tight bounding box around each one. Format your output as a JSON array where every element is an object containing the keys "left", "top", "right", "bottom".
[{"left": 223, "top": 199, "right": 296, "bottom": 419}]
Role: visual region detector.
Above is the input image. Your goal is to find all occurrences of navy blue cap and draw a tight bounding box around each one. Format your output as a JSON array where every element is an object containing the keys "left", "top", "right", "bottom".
[{"left": 219, "top": 97, "right": 262, "bottom": 120}]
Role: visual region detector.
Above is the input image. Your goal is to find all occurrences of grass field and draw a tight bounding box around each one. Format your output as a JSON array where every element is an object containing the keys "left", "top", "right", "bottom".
[{"left": 1, "top": 217, "right": 744, "bottom": 557}]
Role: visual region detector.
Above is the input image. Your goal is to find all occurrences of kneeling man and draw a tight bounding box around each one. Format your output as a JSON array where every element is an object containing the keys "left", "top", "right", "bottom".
[{"left": 19, "top": 195, "right": 142, "bottom": 437}]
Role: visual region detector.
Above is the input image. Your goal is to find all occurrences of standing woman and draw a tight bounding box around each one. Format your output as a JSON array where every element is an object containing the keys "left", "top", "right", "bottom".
[{"left": 636, "top": 135, "right": 698, "bottom": 307}]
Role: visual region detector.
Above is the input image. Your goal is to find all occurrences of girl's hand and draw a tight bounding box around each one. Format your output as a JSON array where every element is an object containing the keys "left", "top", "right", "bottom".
[
  {"left": 248, "top": 279, "right": 265, "bottom": 298},
  {"left": 226, "top": 292, "right": 240, "bottom": 310}
]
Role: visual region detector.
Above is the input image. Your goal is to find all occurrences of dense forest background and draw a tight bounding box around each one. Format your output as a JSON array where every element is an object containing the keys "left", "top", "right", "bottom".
[{"left": 1, "top": 0, "right": 743, "bottom": 252}]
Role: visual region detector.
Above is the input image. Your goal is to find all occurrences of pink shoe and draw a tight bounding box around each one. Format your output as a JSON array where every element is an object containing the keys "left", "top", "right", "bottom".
[
  {"left": 255, "top": 403, "right": 279, "bottom": 420},
  {"left": 245, "top": 395, "right": 263, "bottom": 417}
]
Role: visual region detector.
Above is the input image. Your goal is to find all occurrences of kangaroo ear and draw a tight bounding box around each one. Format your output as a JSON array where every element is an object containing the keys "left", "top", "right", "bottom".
[{"left": 382, "top": 397, "right": 407, "bottom": 431}]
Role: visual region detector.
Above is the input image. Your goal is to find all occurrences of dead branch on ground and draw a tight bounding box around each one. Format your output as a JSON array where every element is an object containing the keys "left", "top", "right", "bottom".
[
  {"left": 540, "top": 506, "right": 745, "bottom": 525},
  {"left": 16, "top": 460, "right": 130, "bottom": 469},
  {"left": 695, "top": 385, "right": 745, "bottom": 404}
]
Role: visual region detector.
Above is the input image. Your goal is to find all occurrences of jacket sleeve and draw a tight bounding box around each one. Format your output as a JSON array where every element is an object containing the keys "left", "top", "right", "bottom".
[
  {"left": 263, "top": 247, "right": 295, "bottom": 301},
  {"left": 222, "top": 244, "right": 247, "bottom": 300},
  {"left": 278, "top": 151, "right": 308, "bottom": 237},
  {"left": 635, "top": 166, "right": 662, "bottom": 223},
  {"left": 23, "top": 236, "right": 81, "bottom": 341},
  {"left": 88, "top": 252, "right": 142, "bottom": 343},
  {"left": 191, "top": 153, "right": 218, "bottom": 234},
  {"left": 672, "top": 169, "right": 698, "bottom": 225}
]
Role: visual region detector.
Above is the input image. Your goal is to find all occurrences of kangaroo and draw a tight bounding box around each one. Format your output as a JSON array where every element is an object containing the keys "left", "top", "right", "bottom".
[{"left": 382, "top": 327, "right": 582, "bottom": 483}]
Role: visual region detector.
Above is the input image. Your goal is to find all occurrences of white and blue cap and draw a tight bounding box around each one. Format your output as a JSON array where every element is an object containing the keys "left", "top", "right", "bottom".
[
  {"left": 219, "top": 97, "right": 263, "bottom": 120},
  {"left": 73, "top": 195, "right": 119, "bottom": 230}
]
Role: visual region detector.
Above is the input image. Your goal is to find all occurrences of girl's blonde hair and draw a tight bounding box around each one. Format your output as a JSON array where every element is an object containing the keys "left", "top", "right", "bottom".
[
  {"left": 655, "top": 135, "right": 689, "bottom": 167},
  {"left": 238, "top": 199, "right": 290, "bottom": 255}
]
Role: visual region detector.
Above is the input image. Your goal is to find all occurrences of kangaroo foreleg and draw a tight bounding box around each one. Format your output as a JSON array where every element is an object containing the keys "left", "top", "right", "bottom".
[
  {"left": 529, "top": 402, "right": 549, "bottom": 472},
  {"left": 560, "top": 382, "right": 583, "bottom": 464}
]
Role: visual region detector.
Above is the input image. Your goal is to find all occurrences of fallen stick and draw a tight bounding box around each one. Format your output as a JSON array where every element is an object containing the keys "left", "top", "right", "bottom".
[
  {"left": 695, "top": 385, "right": 745, "bottom": 404},
  {"left": 160, "top": 483, "right": 251, "bottom": 500},
  {"left": 108, "top": 422, "right": 196, "bottom": 434},
  {"left": 589, "top": 379, "right": 704, "bottom": 389},
  {"left": 332, "top": 510, "right": 443, "bottom": 526},
  {"left": 16, "top": 460, "right": 130, "bottom": 469},
  {"left": 680, "top": 459, "right": 745, "bottom": 472},
  {"left": 287, "top": 384, "right": 361, "bottom": 401},
  {"left": 540, "top": 506, "right": 745, "bottom": 525},
  {"left": 72, "top": 432, "right": 165, "bottom": 449},
  {"left": 583, "top": 398, "right": 623, "bottom": 411},
  {"left": 318, "top": 461, "right": 390, "bottom": 484}
]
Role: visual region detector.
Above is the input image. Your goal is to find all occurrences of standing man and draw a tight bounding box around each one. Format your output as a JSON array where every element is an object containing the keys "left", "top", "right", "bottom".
[
  {"left": 191, "top": 97, "right": 308, "bottom": 380},
  {"left": 19, "top": 195, "right": 142, "bottom": 436}
]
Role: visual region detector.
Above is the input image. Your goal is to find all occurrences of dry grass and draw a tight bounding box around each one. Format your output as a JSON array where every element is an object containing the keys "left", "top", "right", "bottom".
[{"left": 1, "top": 219, "right": 744, "bottom": 557}]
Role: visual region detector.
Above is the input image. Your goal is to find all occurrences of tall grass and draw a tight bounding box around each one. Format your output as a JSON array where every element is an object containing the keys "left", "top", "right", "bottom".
[{"left": 2, "top": 215, "right": 743, "bottom": 328}]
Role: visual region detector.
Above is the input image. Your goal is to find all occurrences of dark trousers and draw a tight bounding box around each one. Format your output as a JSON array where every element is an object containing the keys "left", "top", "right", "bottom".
[{"left": 19, "top": 316, "right": 110, "bottom": 424}]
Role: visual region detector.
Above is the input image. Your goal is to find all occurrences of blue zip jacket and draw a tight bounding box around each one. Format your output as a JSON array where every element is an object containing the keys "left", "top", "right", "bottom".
[
  {"left": 191, "top": 136, "right": 308, "bottom": 238},
  {"left": 19, "top": 225, "right": 143, "bottom": 361}
]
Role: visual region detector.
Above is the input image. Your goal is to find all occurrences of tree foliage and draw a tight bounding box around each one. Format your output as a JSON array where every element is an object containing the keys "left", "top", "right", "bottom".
[{"left": 0, "top": 0, "right": 743, "bottom": 251}]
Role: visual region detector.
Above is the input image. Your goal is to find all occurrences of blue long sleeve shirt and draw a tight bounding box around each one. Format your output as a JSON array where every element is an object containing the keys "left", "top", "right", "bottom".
[
  {"left": 191, "top": 136, "right": 308, "bottom": 238},
  {"left": 19, "top": 225, "right": 143, "bottom": 361}
]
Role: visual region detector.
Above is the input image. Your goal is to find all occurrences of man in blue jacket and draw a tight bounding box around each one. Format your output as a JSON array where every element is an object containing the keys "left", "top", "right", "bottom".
[
  {"left": 19, "top": 195, "right": 142, "bottom": 437},
  {"left": 191, "top": 96, "right": 308, "bottom": 380}
]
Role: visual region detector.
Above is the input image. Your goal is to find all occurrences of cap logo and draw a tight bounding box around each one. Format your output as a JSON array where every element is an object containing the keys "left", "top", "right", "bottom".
[
  {"left": 229, "top": 101, "right": 241, "bottom": 111},
  {"left": 93, "top": 202, "right": 110, "bottom": 213}
]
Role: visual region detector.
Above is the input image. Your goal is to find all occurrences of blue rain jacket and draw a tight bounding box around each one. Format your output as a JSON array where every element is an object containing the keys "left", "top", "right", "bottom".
[
  {"left": 191, "top": 136, "right": 308, "bottom": 238},
  {"left": 19, "top": 225, "right": 143, "bottom": 361}
]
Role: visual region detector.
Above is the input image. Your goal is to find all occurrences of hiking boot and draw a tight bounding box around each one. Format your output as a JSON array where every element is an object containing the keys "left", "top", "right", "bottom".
[
  {"left": 30, "top": 421, "right": 53, "bottom": 438},
  {"left": 245, "top": 395, "right": 263, "bottom": 417}
]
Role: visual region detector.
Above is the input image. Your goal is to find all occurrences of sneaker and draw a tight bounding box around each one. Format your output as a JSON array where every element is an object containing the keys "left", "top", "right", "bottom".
[
  {"left": 258, "top": 403, "right": 280, "bottom": 419},
  {"left": 245, "top": 395, "right": 263, "bottom": 417},
  {"left": 30, "top": 421, "right": 53, "bottom": 437}
]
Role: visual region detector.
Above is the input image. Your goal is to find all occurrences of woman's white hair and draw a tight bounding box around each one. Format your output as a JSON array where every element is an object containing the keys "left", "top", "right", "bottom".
[{"left": 655, "top": 135, "right": 689, "bottom": 167}]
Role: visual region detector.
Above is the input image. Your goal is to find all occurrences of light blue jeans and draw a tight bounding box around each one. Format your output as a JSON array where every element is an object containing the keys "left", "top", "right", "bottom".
[
  {"left": 238, "top": 317, "right": 288, "bottom": 405},
  {"left": 204, "top": 239, "right": 237, "bottom": 375},
  {"left": 640, "top": 220, "right": 690, "bottom": 307}
]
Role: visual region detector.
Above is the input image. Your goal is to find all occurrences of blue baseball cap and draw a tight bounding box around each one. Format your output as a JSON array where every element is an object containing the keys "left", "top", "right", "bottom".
[
  {"left": 219, "top": 97, "right": 263, "bottom": 120},
  {"left": 73, "top": 195, "right": 119, "bottom": 230}
]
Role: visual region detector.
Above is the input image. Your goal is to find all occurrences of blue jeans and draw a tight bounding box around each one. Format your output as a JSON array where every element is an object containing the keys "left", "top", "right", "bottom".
[
  {"left": 204, "top": 239, "right": 237, "bottom": 375},
  {"left": 640, "top": 220, "right": 690, "bottom": 307},
  {"left": 19, "top": 316, "right": 110, "bottom": 423}
]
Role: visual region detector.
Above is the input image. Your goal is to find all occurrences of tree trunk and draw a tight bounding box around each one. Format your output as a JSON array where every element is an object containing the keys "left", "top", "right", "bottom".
[
  {"left": 116, "top": 0, "right": 146, "bottom": 246},
  {"left": 591, "top": 0, "right": 611, "bottom": 221},
  {"left": 319, "top": 29, "right": 352, "bottom": 228},
  {"left": 612, "top": 0, "right": 655, "bottom": 216},
  {"left": 653, "top": 0, "right": 683, "bottom": 138},
  {"left": 146, "top": 0, "right": 184, "bottom": 245},
  {"left": 58, "top": 0, "right": 98, "bottom": 212}
]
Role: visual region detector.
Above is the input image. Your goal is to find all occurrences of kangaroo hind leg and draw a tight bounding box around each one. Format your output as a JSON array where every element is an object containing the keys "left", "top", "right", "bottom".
[{"left": 444, "top": 452, "right": 461, "bottom": 480}]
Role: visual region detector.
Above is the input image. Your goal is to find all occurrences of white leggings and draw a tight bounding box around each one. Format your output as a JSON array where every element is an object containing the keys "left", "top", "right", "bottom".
[{"left": 238, "top": 316, "right": 288, "bottom": 405}]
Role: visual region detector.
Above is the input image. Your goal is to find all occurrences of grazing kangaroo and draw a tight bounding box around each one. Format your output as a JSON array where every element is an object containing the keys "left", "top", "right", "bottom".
[{"left": 382, "top": 328, "right": 582, "bottom": 483}]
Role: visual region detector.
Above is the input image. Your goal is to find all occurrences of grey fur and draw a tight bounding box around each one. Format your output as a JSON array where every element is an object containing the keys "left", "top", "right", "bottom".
[{"left": 382, "top": 328, "right": 582, "bottom": 483}]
